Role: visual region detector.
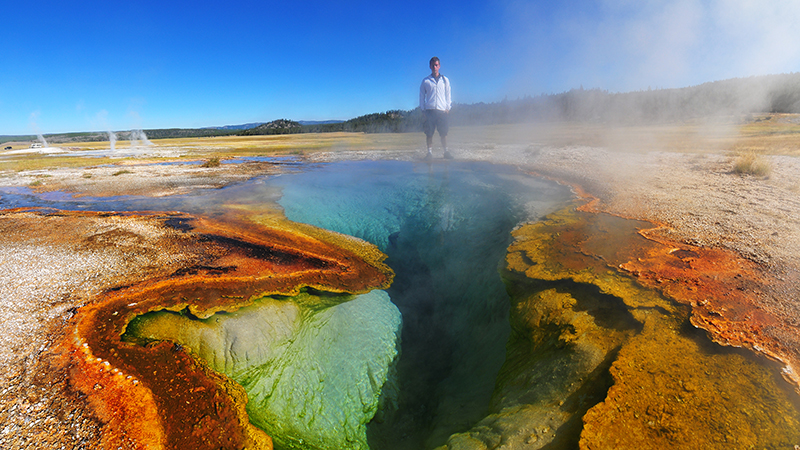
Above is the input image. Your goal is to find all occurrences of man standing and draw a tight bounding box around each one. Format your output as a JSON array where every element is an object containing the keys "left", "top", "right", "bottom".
[{"left": 420, "top": 56, "right": 452, "bottom": 160}]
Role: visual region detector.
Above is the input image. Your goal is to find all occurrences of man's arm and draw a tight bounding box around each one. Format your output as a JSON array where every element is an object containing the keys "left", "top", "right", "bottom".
[
  {"left": 420, "top": 79, "right": 427, "bottom": 110},
  {"left": 445, "top": 76, "right": 452, "bottom": 112}
]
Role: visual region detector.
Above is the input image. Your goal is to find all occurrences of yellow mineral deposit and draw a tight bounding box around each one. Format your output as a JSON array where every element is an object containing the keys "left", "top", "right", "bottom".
[{"left": 504, "top": 202, "right": 800, "bottom": 449}]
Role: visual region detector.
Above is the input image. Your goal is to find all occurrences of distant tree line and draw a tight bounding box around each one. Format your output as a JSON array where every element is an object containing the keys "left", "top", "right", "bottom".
[
  {"left": 480, "top": 72, "right": 800, "bottom": 124},
  {"left": 311, "top": 72, "right": 800, "bottom": 133},
  {"left": 141, "top": 128, "right": 238, "bottom": 139},
  {"left": 288, "top": 72, "right": 800, "bottom": 134},
  {"left": 12, "top": 72, "right": 800, "bottom": 144}
]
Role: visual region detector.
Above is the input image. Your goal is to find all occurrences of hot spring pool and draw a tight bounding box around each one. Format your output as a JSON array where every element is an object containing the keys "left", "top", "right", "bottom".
[
  {"left": 265, "top": 160, "right": 574, "bottom": 448},
  {"left": 7, "top": 159, "right": 799, "bottom": 449}
]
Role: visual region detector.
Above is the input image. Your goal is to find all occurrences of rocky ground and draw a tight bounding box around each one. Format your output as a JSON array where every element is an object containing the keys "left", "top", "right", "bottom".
[{"left": 0, "top": 130, "right": 798, "bottom": 448}]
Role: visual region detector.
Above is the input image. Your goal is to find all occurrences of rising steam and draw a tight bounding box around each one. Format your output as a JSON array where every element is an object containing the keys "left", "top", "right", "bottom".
[
  {"left": 29, "top": 111, "right": 49, "bottom": 148},
  {"left": 108, "top": 130, "right": 117, "bottom": 152},
  {"left": 129, "top": 129, "right": 153, "bottom": 147},
  {"left": 488, "top": 1, "right": 800, "bottom": 101}
]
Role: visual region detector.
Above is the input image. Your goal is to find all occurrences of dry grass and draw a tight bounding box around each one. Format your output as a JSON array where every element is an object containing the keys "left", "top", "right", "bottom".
[
  {"left": 450, "top": 115, "right": 800, "bottom": 157},
  {"left": 156, "top": 133, "right": 406, "bottom": 154},
  {"left": 200, "top": 157, "right": 221, "bottom": 168},
  {"left": 447, "top": 121, "right": 743, "bottom": 153},
  {"left": 1, "top": 118, "right": 800, "bottom": 174},
  {"left": 733, "top": 150, "right": 772, "bottom": 177},
  {"left": 733, "top": 114, "right": 800, "bottom": 156},
  {"left": 0, "top": 155, "right": 125, "bottom": 173}
]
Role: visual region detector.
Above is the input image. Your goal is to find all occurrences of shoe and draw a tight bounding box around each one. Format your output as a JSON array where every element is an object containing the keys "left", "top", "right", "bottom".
[
  {"left": 443, "top": 151, "right": 454, "bottom": 159},
  {"left": 424, "top": 150, "right": 433, "bottom": 161}
]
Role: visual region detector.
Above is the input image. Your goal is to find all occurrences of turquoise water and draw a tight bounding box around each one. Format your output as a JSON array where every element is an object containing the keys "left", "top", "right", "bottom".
[{"left": 265, "top": 160, "right": 573, "bottom": 449}]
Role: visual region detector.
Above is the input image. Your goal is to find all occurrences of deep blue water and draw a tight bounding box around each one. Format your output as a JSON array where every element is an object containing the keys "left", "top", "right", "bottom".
[{"left": 265, "top": 160, "right": 573, "bottom": 449}]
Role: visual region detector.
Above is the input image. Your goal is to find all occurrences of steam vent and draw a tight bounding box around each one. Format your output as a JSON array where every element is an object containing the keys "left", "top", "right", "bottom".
[{"left": 2, "top": 159, "right": 799, "bottom": 450}]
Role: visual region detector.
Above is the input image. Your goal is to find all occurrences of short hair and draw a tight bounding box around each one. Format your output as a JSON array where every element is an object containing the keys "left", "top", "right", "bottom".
[{"left": 429, "top": 56, "right": 440, "bottom": 67}]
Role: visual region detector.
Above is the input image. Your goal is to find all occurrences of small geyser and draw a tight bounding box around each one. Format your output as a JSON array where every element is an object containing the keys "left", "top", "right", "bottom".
[
  {"left": 129, "top": 129, "right": 152, "bottom": 147},
  {"left": 108, "top": 130, "right": 117, "bottom": 152},
  {"left": 37, "top": 134, "right": 48, "bottom": 147}
]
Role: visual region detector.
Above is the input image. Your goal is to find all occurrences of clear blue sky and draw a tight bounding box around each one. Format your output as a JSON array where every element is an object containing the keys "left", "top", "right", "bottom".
[{"left": 3, "top": 0, "right": 799, "bottom": 135}]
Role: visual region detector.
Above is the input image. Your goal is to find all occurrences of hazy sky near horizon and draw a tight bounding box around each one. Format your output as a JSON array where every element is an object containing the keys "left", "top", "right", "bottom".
[{"left": 3, "top": 0, "right": 800, "bottom": 135}]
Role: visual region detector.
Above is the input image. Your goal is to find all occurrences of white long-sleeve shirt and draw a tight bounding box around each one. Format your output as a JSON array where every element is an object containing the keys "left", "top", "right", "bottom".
[{"left": 419, "top": 74, "right": 451, "bottom": 111}]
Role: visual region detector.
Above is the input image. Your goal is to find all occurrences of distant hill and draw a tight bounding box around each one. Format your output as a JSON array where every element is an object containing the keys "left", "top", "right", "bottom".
[
  {"left": 204, "top": 122, "right": 266, "bottom": 130},
  {"left": 298, "top": 120, "right": 344, "bottom": 126},
  {"left": 239, "top": 119, "right": 303, "bottom": 135},
  {"left": 300, "top": 110, "right": 422, "bottom": 134},
  {"left": 202, "top": 120, "right": 343, "bottom": 130}
]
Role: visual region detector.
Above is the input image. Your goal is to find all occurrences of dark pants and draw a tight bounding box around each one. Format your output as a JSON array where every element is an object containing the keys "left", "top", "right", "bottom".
[{"left": 423, "top": 109, "right": 449, "bottom": 137}]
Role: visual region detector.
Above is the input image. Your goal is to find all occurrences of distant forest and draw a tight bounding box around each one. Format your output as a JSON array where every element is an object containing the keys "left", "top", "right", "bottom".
[
  {"left": 6, "top": 72, "right": 800, "bottom": 144},
  {"left": 307, "top": 72, "right": 800, "bottom": 133}
]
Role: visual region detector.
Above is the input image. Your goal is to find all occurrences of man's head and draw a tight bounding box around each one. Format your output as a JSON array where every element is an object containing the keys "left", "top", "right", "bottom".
[{"left": 429, "top": 57, "right": 440, "bottom": 77}]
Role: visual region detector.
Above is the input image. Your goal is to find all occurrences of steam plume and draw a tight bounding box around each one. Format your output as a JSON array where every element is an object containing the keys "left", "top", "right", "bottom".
[
  {"left": 129, "top": 129, "right": 153, "bottom": 148},
  {"left": 108, "top": 130, "right": 117, "bottom": 152},
  {"left": 29, "top": 111, "right": 48, "bottom": 147}
]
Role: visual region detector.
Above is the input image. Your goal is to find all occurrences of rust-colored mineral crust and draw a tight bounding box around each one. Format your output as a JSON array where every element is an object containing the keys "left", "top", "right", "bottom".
[
  {"left": 504, "top": 202, "right": 800, "bottom": 449},
  {"left": 619, "top": 232, "right": 800, "bottom": 387},
  {"left": 567, "top": 182, "right": 800, "bottom": 391},
  {"left": 53, "top": 209, "right": 394, "bottom": 449}
]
